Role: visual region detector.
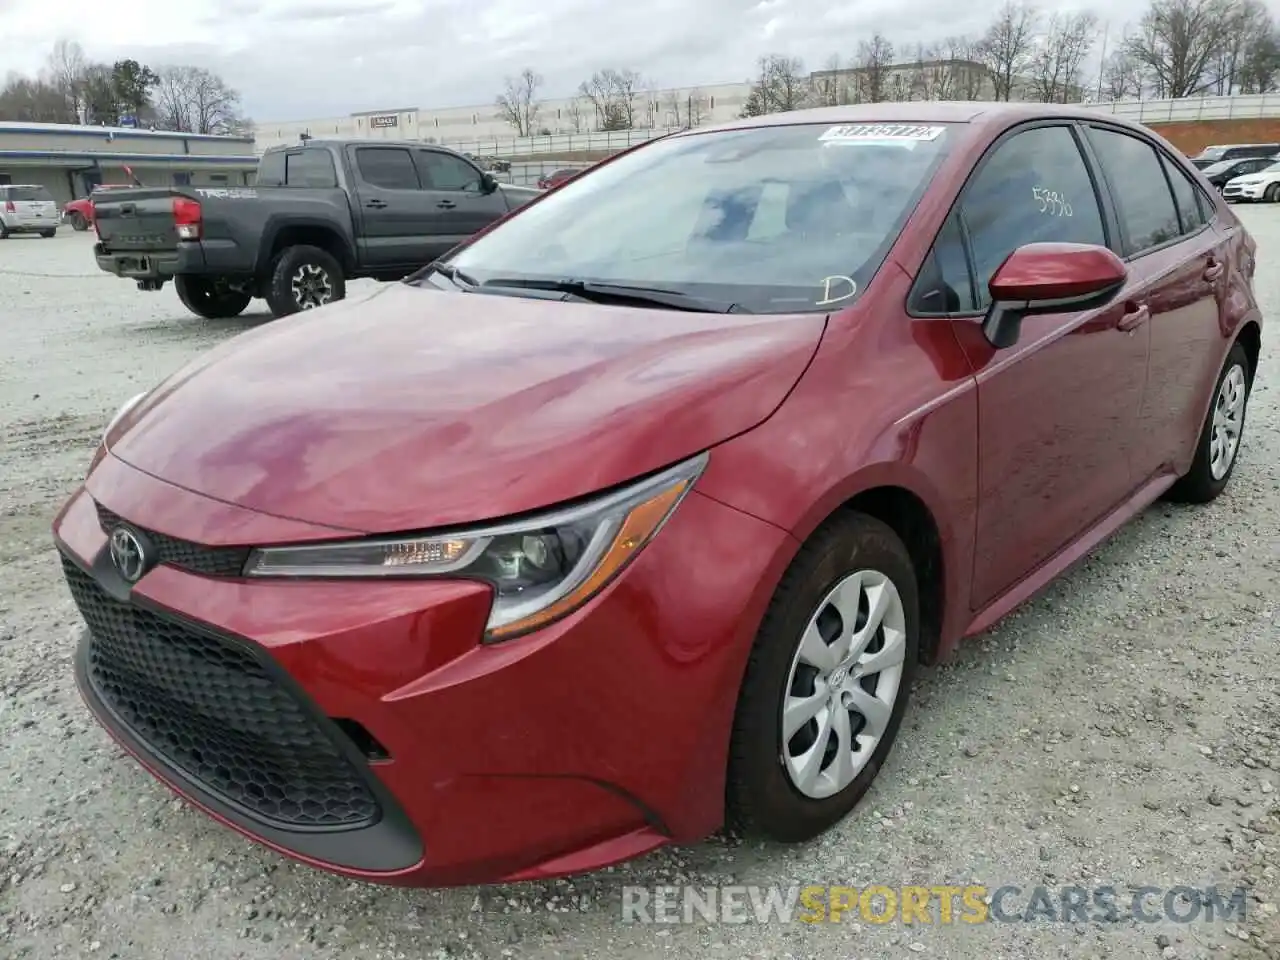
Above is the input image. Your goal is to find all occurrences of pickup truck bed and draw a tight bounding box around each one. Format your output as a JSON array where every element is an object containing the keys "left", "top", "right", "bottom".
[{"left": 91, "top": 139, "right": 539, "bottom": 319}]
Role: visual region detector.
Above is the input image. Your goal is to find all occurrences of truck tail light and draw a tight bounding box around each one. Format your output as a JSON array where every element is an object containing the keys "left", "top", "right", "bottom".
[{"left": 173, "top": 197, "right": 202, "bottom": 240}]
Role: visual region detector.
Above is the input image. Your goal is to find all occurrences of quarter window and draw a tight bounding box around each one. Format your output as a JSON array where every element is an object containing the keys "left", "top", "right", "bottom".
[
  {"left": 355, "top": 147, "right": 420, "bottom": 190},
  {"left": 910, "top": 213, "right": 976, "bottom": 314},
  {"left": 960, "top": 125, "right": 1107, "bottom": 308},
  {"left": 1086, "top": 127, "right": 1181, "bottom": 255}
]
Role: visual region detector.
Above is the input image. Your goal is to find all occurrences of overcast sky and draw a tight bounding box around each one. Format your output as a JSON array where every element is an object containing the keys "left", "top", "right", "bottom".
[{"left": 2, "top": 0, "right": 1141, "bottom": 122}]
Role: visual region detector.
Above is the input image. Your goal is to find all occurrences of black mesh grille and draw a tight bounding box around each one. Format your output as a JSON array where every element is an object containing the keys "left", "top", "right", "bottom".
[
  {"left": 62, "top": 555, "right": 382, "bottom": 830},
  {"left": 94, "top": 502, "right": 250, "bottom": 578}
]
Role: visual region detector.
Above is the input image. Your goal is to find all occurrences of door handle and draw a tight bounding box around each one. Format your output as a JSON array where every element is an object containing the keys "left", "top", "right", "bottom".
[
  {"left": 1117, "top": 302, "right": 1150, "bottom": 333},
  {"left": 364, "top": 199, "right": 388, "bottom": 209},
  {"left": 436, "top": 200, "right": 456, "bottom": 209},
  {"left": 1203, "top": 259, "right": 1224, "bottom": 282}
]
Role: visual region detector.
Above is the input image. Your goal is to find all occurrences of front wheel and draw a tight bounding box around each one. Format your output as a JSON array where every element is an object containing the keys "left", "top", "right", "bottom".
[
  {"left": 1165, "top": 341, "right": 1251, "bottom": 504},
  {"left": 726, "top": 511, "right": 919, "bottom": 843},
  {"left": 1266, "top": 183, "right": 1280, "bottom": 203},
  {"left": 70, "top": 212, "right": 89, "bottom": 231},
  {"left": 39, "top": 229, "right": 56, "bottom": 238},
  {"left": 175, "top": 275, "right": 252, "bottom": 319},
  {"left": 263, "top": 245, "right": 345, "bottom": 318}
]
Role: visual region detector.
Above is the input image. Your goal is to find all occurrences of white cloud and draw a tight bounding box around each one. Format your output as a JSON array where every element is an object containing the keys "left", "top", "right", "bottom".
[{"left": 0, "top": 0, "right": 1151, "bottom": 121}]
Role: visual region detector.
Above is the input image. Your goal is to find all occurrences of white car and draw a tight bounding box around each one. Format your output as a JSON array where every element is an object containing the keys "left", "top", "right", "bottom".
[
  {"left": 1221, "top": 160, "right": 1280, "bottom": 203},
  {"left": 0, "top": 184, "right": 59, "bottom": 238}
]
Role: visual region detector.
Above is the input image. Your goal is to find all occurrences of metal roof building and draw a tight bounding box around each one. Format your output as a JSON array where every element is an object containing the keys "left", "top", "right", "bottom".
[{"left": 0, "top": 122, "right": 258, "bottom": 205}]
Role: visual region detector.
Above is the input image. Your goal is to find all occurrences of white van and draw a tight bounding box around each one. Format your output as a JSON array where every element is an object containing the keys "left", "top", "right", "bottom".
[{"left": 0, "top": 184, "right": 59, "bottom": 238}]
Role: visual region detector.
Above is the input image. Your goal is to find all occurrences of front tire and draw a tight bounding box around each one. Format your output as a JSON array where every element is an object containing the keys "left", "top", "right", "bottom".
[
  {"left": 1165, "top": 341, "right": 1251, "bottom": 504},
  {"left": 175, "top": 275, "right": 252, "bottom": 319},
  {"left": 263, "top": 245, "right": 345, "bottom": 318},
  {"left": 70, "top": 212, "right": 89, "bottom": 231},
  {"left": 1266, "top": 183, "right": 1280, "bottom": 203},
  {"left": 40, "top": 229, "right": 56, "bottom": 238},
  {"left": 727, "top": 511, "right": 919, "bottom": 843}
]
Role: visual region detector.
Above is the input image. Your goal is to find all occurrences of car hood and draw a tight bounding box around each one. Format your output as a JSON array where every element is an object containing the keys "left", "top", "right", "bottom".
[
  {"left": 108, "top": 283, "right": 826, "bottom": 534},
  {"left": 497, "top": 183, "right": 539, "bottom": 203},
  {"left": 1229, "top": 175, "right": 1265, "bottom": 184}
]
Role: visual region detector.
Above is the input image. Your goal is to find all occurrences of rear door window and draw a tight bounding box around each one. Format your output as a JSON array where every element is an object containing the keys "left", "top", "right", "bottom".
[
  {"left": 286, "top": 149, "right": 338, "bottom": 188},
  {"left": 356, "top": 147, "right": 420, "bottom": 190},
  {"left": 1085, "top": 126, "right": 1182, "bottom": 256}
]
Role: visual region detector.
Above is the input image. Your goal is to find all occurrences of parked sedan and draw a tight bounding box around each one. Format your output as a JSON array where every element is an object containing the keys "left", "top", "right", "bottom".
[
  {"left": 537, "top": 167, "right": 583, "bottom": 190},
  {"left": 1222, "top": 160, "right": 1280, "bottom": 203},
  {"left": 55, "top": 102, "right": 1261, "bottom": 889},
  {"left": 1199, "top": 155, "right": 1278, "bottom": 193}
]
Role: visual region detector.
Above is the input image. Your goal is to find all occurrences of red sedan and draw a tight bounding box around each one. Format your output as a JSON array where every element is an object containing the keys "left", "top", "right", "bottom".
[
  {"left": 54, "top": 101, "right": 1261, "bottom": 888},
  {"left": 536, "top": 167, "right": 584, "bottom": 190}
]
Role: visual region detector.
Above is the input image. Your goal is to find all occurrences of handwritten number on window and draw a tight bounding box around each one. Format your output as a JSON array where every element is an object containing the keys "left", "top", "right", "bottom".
[{"left": 1032, "top": 186, "right": 1073, "bottom": 217}]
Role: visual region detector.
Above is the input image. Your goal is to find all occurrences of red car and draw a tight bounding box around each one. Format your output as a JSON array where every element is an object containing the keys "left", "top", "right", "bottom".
[
  {"left": 54, "top": 102, "right": 1261, "bottom": 888},
  {"left": 537, "top": 167, "right": 583, "bottom": 189},
  {"left": 62, "top": 184, "right": 136, "bottom": 231}
]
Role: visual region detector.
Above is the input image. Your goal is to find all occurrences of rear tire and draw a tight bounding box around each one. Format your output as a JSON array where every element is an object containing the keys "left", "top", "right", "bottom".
[
  {"left": 0, "top": 221, "right": 9, "bottom": 239},
  {"left": 175, "top": 275, "right": 252, "bottom": 320},
  {"left": 263, "top": 245, "right": 345, "bottom": 318},
  {"left": 40, "top": 229, "right": 55, "bottom": 238},
  {"left": 726, "top": 511, "right": 919, "bottom": 843},
  {"left": 70, "top": 212, "right": 89, "bottom": 231},
  {"left": 1165, "top": 341, "right": 1251, "bottom": 504}
]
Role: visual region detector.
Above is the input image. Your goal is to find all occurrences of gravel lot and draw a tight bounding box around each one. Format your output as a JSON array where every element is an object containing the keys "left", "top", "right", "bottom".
[{"left": 2, "top": 218, "right": 1278, "bottom": 960}]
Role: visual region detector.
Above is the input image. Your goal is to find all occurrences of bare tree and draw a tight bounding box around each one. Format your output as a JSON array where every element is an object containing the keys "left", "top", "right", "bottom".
[
  {"left": 579, "top": 68, "right": 644, "bottom": 129},
  {"left": 153, "top": 65, "right": 244, "bottom": 135},
  {"left": 1212, "top": 0, "right": 1274, "bottom": 92},
  {"left": 946, "top": 36, "right": 991, "bottom": 99},
  {"left": 980, "top": 1, "right": 1040, "bottom": 100},
  {"left": 855, "top": 34, "right": 896, "bottom": 102},
  {"left": 495, "top": 68, "right": 543, "bottom": 137},
  {"left": 687, "top": 88, "right": 708, "bottom": 125},
  {"left": 1101, "top": 49, "right": 1147, "bottom": 99},
  {"left": 640, "top": 80, "right": 660, "bottom": 128},
  {"left": 0, "top": 72, "right": 74, "bottom": 122},
  {"left": 565, "top": 96, "right": 586, "bottom": 133},
  {"left": 1125, "top": 0, "right": 1235, "bottom": 98},
  {"left": 1030, "top": 12, "right": 1099, "bottom": 102},
  {"left": 1237, "top": 23, "right": 1280, "bottom": 92},
  {"left": 811, "top": 54, "right": 852, "bottom": 106},
  {"left": 45, "top": 39, "right": 89, "bottom": 121},
  {"left": 909, "top": 43, "right": 957, "bottom": 100},
  {"left": 740, "top": 54, "right": 808, "bottom": 116}
]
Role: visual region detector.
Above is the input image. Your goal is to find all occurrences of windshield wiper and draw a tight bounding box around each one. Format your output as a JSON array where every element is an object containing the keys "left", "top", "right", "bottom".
[
  {"left": 475, "top": 278, "right": 750, "bottom": 314},
  {"left": 405, "top": 261, "right": 478, "bottom": 289}
]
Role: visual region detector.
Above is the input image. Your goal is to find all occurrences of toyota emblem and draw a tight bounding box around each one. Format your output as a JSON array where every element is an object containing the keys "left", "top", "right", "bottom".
[{"left": 108, "top": 526, "right": 150, "bottom": 583}]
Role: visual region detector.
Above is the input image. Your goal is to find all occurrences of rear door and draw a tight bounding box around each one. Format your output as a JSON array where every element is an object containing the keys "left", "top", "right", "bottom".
[
  {"left": 345, "top": 145, "right": 439, "bottom": 268},
  {"left": 1081, "top": 123, "right": 1227, "bottom": 483},
  {"left": 413, "top": 149, "right": 509, "bottom": 250},
  {"left": 11, "top": 185, "right": 58, "bottom": 225}
]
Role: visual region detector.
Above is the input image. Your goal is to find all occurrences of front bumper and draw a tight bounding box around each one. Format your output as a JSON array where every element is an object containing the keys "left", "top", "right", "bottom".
[
  {"left": 54, "top": 452, "right": 790, "bottom": 886},
  {"left": 1222, "top": 183, "right": 1267, "bottom": 202}
]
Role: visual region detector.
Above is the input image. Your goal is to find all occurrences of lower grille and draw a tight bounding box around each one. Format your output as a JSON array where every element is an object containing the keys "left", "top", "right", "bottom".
[
  {"left": 62, "top": 555, "right": 382, "bottom": 831},
  {"left": 94, "top": 502, "right": 251, "bottom": 578}
]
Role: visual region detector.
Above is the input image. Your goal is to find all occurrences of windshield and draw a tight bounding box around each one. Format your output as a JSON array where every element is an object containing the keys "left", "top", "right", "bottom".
[
  {"left": 1202, "top": 160, "right": 1242, "bottom": 175},
  {"left": 441, "top": 121, "right": 956, "bottom": 314},
  {"left": 1195, "top": 148, "right": 1227, "bottom": 161},
  {"left": 1264, "top": 161, "right": 1280, "bottom": 173}
]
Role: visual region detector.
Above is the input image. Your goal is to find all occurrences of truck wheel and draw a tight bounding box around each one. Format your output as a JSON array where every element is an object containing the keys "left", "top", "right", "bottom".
[
  {"left": 70, "top": 212, "right": 89, "bottom": 231},
  {"left": 264, "top": 245, "right": 345, "bottom": 318},
  {"left": 175, "top": 275, "right": 252, "bottom": 319}
]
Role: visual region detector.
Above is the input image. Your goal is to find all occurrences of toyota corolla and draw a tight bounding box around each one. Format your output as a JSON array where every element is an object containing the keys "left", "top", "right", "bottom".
[{"left": 54, "top": 101, "right": 1262, "bottom": 888}]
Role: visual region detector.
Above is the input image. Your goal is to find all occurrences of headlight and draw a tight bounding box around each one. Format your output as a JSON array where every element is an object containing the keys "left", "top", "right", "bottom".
[
  {"left": 244, "top": 452, "right": 708, "bottom": 641},
  {"left": 104, "top": 392, "right": 147, "bottom": 447}
]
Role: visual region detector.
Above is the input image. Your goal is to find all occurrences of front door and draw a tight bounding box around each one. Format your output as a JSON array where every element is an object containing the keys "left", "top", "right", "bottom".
[
  {"left": 346, "top": 144, "right": 440, "bottom": 269},
  {"left": 944, "top": 122, "right": 1151, "bottom": 610},
  {"left": 413, "top": 149, "right": 509, "bottom": 254}
]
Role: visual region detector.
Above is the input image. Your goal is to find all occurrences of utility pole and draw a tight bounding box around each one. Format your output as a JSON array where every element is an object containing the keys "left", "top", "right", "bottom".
[{"left": 1096, "top": 21, "right": 1109, "bottom": 102}]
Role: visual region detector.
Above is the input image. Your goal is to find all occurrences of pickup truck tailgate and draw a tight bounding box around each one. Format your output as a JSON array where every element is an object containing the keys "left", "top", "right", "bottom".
[{"left": 93, "top": 189, "right": 184, "bottom": 251}]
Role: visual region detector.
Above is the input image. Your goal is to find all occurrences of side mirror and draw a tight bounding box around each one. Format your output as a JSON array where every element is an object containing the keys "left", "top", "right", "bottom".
[
  {"left": 982, "top": 242, "right": 1127, "bottom": 349},
  {"left": 480, "top": 172, "right": 499, "bottom": 193}
]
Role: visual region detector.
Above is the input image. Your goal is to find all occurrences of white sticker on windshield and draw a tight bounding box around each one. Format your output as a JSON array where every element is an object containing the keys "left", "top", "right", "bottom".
[{"left": 818, "top": 123, "right": 945, "bottom": 146}]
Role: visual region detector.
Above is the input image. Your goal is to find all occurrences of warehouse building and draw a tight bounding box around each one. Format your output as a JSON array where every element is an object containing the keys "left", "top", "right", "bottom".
[{"left": 0, "top": 122, "right": 258, "bottom": 206}]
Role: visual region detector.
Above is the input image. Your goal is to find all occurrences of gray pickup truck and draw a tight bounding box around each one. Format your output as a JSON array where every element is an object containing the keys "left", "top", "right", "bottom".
[{"left": 90, "top": 139, "right": 540, "bottom": 319}]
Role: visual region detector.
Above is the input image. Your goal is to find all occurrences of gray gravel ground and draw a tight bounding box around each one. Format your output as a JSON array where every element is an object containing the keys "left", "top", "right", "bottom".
[{"left": 1, "top": 218, "right": 1278, "bottom": 960}]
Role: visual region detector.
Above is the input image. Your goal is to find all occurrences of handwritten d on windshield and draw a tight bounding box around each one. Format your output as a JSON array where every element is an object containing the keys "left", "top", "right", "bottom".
[{"left": 816, "top": 275, "right": 858, "bottom": 307}]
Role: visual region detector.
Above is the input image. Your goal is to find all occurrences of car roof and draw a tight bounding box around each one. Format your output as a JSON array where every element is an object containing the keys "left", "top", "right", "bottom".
[
  {"left": 272, "top": 138, "right": 462, "bottom": 151},
  {"left": 684, "top": 100, "right": 1145, "bottom": 137}
]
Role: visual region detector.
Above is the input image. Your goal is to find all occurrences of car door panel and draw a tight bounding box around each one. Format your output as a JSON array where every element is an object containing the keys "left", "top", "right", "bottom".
[
  {"left": 1083, "top": 127, "right": 1227, "bottom": 483},
  {"left": 413, "top": 149, "right": 509, "bottom": 254},
  {"left": 346, "top": 145, "right": 439, "bottom": 269},
  {"left": 942, "top": 122, "right": 1150, "bottom": 611}
]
